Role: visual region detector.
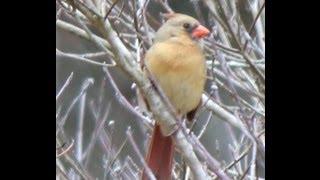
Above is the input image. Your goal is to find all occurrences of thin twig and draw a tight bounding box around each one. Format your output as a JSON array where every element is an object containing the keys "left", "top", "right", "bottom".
[
  {"left": 56, "top": 139, "right": 75, "bottom": 158},
  {"left": 56, "top": 72, "right": 74, "bottom": 101},
  {"left": 57, "top": 78, "right": 94, "bottom": 135},
  {"left": 104, "top": 0, "right": 122, "bottom": 20},
  {"left": 56, "top": 49, "right": 116, "bottom": 67},
  {"left": 126, "top": 128, "right": 156, "bottom": 180},
  {"left": 83, "top": 102, "right": 112, "bottom": 166}
]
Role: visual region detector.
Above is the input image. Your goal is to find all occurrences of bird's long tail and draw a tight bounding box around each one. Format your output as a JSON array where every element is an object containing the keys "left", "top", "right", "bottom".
[{"left": 142, "top": 124, "right": 174, "bottom": 180}]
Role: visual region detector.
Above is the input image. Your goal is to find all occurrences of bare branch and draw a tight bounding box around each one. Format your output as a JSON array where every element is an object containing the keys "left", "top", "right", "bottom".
[
  {"left": 103, "top": 67, "right": 153, "bottom": 127},
  {"left": 56, "top": 0, "right": 265, "bottom": 179}
]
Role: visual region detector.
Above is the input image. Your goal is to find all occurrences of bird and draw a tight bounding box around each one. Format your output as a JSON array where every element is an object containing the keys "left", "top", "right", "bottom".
[{"left": 142, "top": 13, "right": 210, "bottom": 180}]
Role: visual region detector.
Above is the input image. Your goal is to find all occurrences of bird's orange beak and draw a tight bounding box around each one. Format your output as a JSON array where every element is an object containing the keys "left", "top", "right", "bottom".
[{"left": 192, "top": 25, "right": 210, "bottom": 39}]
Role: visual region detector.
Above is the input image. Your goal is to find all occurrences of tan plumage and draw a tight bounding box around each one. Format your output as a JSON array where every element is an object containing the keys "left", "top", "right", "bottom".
[
  {"left": 142, "top": 13, "right": 209, "bottom": 180},
  {"left": 145, "top": 13, "right": 207, "bottom": 115}
]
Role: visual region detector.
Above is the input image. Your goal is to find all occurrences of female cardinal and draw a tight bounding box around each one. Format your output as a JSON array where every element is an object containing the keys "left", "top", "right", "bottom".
[{"left": 142, "top": 13, "right": 210, "bottom": 180}]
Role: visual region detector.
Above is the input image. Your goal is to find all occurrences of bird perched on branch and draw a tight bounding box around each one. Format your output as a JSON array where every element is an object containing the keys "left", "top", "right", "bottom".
[{"left": 142, "top": 13, "right": 210, "bottom": 180}]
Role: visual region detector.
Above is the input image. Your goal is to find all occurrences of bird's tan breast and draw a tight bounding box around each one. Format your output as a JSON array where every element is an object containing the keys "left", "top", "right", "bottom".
[{"left": 145, "top": 40, "right": 206, "bottom": 115}]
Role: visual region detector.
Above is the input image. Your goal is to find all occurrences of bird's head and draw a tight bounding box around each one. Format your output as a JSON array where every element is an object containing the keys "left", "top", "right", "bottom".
[{"left": 154, "top": 13, "right": 210, "bottom": 42}]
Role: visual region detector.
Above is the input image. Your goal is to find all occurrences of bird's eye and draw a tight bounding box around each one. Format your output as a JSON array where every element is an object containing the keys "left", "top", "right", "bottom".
[{"left": 183, "top": 23, "right": 191, "bottom": 29}]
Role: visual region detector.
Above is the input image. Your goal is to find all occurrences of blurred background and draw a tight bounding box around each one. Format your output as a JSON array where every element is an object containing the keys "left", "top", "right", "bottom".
[{"left": 56, "top": 0, "right": 265, "bottom": 179}]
